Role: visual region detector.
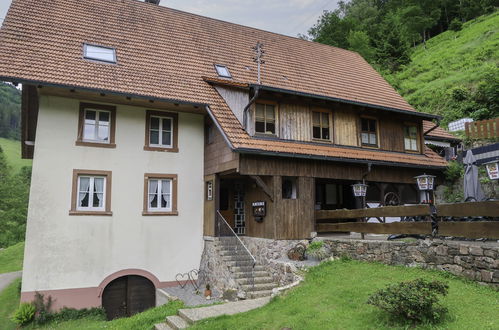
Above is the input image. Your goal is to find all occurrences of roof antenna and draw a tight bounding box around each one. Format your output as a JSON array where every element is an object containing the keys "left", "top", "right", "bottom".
[{"left": 253, "top": 42, "right": 265, "bottom": 84}]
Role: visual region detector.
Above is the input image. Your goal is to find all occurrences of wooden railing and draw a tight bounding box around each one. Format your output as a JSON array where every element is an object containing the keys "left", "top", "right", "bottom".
[
  {"left": 315, "top": 201, "right": 499, "bottom": 239},
  {"left": 465, "top": 118, "right": 499, "bottom": 139}
]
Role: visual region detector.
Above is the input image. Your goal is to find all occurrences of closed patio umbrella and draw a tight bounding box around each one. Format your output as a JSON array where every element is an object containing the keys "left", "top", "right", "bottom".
[{"left": 463, "top": 150, "right": 486, "bottom": 202}]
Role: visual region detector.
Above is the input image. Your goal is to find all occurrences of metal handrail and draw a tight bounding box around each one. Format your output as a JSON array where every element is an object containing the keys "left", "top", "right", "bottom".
[{"left": 216, "top": 211, "right": 256, "bottom": 266}]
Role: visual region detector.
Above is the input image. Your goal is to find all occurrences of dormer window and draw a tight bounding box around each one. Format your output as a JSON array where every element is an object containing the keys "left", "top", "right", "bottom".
[
  {"left": 83, "top": 43, "right": 117, "bottom": 64},
  {"left": 214, "top": 64, "right": 231, "bottom": 78}
]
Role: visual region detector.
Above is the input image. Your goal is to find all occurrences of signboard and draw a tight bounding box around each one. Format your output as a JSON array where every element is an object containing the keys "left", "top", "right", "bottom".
[
  {"left": 486, "top": 162, "right": 499, "bottom": 180},
  {"left": 252, "top": 201, "right": 266, "bottom": 222}
]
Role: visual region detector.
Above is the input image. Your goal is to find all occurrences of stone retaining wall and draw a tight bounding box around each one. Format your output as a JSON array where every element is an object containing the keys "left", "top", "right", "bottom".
[
  {"left": 321, "top": 238, "right": 499, "bottom": 286},
  {"left": 198, "top": 238, "right": 238, "bottom": 294}
]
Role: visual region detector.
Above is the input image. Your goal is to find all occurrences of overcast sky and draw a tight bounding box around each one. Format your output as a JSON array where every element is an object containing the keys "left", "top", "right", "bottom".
[{"left": 0, "top": 0, "right": 338, "bottom": 37}]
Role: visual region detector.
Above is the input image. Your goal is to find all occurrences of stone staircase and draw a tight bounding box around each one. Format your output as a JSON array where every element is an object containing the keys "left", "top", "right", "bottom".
[
  {"left": 155, "top": 297, "right": 271, "bottom": 329},
  {"left": 215, "top": 237, "right": 277, "bottom": 299}
]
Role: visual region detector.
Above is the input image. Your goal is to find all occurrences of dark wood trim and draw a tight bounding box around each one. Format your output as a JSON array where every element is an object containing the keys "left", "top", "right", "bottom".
[
  {"left": 250, "top": 175, "right": 274, "bottom": 202},
  {"left": 144, "top": 110, "right": 179, "bottom": 153},
  {"left": 359, "top": 115, "right": 380, "bottom": 148},
  {"left": 70, "top": 169, "right": 112, "bottom": 216},
  {"left": 311, "top": 108, "right": 333, "bottom": 142},
  {"left": 143, "top": 173, "right": 178, "bottom": 216},
  {"left": 76, "top": 103, "right": 117, "bottom": 148}
]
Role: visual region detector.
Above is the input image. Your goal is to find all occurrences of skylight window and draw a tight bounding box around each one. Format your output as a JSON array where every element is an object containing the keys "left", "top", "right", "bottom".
[
  {"left": 83, "top": 44, "right": 117, "bottom": 63},
  {"left": 215, "top": 64, "right": 231, "bottom": 78}
]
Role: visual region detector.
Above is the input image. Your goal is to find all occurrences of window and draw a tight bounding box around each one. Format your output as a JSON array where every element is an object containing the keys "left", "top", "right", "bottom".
[
  {"left": 312, "top": 111, "right": 331, "bottom": 140},
  {"left": 83, "top": 44, "right": 117, "bottom": 63},
  {"left": 214, "top": 64, "right": 231, "bottom": 78},
  {"left": 255, "top": 103, "right": 276, "bottom": 135},
  {"left": 70, "top": 170, "right": 112, "bottom": 215},
  {"left": 282, "top": 177, "right": 298, "bottom": 199},
  {"left": 143, "top": 174, "right": 178, "bottom": 216},
  {"left": 404, "top": 125, "right": 419, "bottom": 151},
  {"left": 360, "top": 117, "right": 378, "bottom": 147},
  {"left": 144, "top": 111, "right": 178, "bottom": 152},
  {"left": 76, "top": 103, "right": 116, "bottom": 148}
]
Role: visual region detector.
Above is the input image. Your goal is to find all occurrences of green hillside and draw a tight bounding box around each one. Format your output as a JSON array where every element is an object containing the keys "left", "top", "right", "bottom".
[
  {"left": 385, "top": 12, "right": 499, "bottom": 126},
  {"left": 0, "top": 138, "right": 31, "bottom": 173}
]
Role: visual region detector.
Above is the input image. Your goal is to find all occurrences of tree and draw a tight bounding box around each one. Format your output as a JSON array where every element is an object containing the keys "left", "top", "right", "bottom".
[{"left": 347, "top": 30, "right": 376, "bottom": 62}]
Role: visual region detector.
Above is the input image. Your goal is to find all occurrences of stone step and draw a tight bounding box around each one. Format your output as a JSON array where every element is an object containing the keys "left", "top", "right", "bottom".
[
  {"left": 222, "top": 255, "right": 255, "bottom": 262},
  {"left": 241, "top": 282, "right": 277, "bottom": 291},
  {"left": 225, "top": 260, "right": 256, "bottom": 267},
  {"left": 233, "top": 270, "right": 269, "bottom": 278},
  {"left": 236, "top": 276, "right": 274, "bottom": 285},
  {"left": 178, "top": 297, "right": 271, "bottom": 324},
  {"left": 166, "top": 315, "right": 189, "bottom": 329},
  {"left": 154, "top": 323, "right": 172, "bottom": 330},
  {"left": 230, "top": 265, "right": 266, "bottom": 273},
  {"left": 247, "top": 290, "right": 273, "bottom": 299}
]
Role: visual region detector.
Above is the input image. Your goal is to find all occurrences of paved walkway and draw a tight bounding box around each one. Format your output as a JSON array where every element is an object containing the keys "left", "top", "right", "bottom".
[
  {"left": 155, "top": 297, "right": 270, "bottom": 329},
  {"left": 0, "top": 271, "right": 22, "bottom": 292},
  {"left": 161, "top": 286, "right": 222, "bottom": 306}
]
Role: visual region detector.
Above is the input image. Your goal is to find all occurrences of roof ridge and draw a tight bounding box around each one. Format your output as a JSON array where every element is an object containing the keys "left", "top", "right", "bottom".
[{"left": 120, "top": 0, "right": 358, "bottom": 55}]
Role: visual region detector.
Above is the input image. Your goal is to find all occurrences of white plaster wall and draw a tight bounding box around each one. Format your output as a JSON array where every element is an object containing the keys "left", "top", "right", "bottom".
[{"left": 22, "top": 95, "right": 205, "bottom": 292}]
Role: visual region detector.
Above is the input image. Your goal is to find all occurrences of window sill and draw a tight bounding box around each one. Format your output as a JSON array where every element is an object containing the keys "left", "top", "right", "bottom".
[
  {"left": 312, "top": 138, "right": 332, "bottom": 144},
  {"left": 143, "top": 146, "right": 179, "bottom": 153},
  {"left": 405, "top": 149, "right": 421, "bottom": 154},
  {"left": 76, "top": 141, "right": 116, "bottom": 149},
  {"left": 254, "top": 133, "right": 278, "bottom": 138},
  {"left": 361, "top": 144, "right": 379, "bottom": 149},
  {"left": 69, "top": 210, "right": 113, "bottom": 216},
  {"left": 142, "top": 211, "right": 179, "bottom": 216}
]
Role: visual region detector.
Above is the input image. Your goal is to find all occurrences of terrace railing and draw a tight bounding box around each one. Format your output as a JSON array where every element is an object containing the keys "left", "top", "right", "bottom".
[
  {"left": 465, "top": 118, "right": 499, "bottom": 139},
  {"left": 216, "top": 211, "right": 256, "bottom": 290},
  {"left": 315, "top": 201, "right": 499, "bottom": 239}
]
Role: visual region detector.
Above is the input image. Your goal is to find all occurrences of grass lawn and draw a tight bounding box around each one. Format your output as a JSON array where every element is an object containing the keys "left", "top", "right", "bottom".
[
  {"left": 0, "top": 137, "right": 32, "bottom": 173},
  {"left": 0, "top": 242, "right": 24, "bottom": 274},
  {"left": 0, "top": 278, "right": 21, "bottom": 330},
  {"left": 192, "top": 260, "right": 499, "bottom": 330}
]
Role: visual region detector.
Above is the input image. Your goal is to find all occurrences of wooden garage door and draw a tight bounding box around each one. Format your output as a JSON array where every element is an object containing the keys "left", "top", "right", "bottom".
[{"left": 102, "top": 275, "right": 155, "bottom": 320}]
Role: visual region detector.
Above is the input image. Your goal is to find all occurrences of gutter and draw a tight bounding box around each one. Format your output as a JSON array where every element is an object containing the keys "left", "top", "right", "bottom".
[
  {"left": 423, "top": 120, "right": 441, "bottom": 136},
  {"left": 242, "top": 86, "right": 260, "bottom": 131},
  {"left": 235, "top": 148, "right": 447, "bottom": 170},
  {"left": 0, "top": 76, "right": 206, "bottom": 109},
  {"left": 249, "top": 84, "right": 441, "bottom": 121}
]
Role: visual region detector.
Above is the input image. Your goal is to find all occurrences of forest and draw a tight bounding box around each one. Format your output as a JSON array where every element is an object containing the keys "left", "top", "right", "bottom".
[
  {"left": 0, "top": 82, "right": 21, "bottom": 140},
  {"left": 307, "top": 0, "right": 498, "bottom": 125}
]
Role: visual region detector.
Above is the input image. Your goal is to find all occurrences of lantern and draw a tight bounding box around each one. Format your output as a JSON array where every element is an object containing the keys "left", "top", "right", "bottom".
[
  {"left": 352, "top": 183, "right": 368, "bottom": 197},
  {"left": 415, "top": 174, "right": 436, "bottom": 191},
  {"left": 485, "top": 161, "right": 499, "bottom": 180}
]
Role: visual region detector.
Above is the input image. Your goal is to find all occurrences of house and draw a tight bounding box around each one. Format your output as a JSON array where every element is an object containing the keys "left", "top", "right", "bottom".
[
  {"left": 423, "top": 121, "right": 461, "bottom": 160},
  {"left": 0, "top": 0, "right": 448, "bottom": 317}
]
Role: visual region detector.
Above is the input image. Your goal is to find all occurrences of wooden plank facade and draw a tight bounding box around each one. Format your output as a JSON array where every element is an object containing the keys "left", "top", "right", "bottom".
[{"left": 203, "top": 91, "right": 444, "bottom": 240}]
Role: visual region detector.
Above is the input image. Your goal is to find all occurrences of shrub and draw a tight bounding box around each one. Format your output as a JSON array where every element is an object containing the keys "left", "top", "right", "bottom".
[
  {"left": 50, "top": 307, "right": 106, "bottom": 322},
  {"left": 306, "top": 241, "right": 329, "bottom": 260},
  {"left": 12, "top": 302, "right": 36, "bottom": 326},
  {"left": 367, "top": 278, "right": 449, "bottom": 324},
  {"left": 444, "top": 161, "right": 464, "bottom": 182},
  {"left": 33, "top": 291, "right": 53, "bottom": 324}
]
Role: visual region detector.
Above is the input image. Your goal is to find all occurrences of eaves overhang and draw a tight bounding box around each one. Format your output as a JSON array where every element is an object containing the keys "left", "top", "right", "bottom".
[
  {"left": 235, "top": 147, "right": 447, "bottom": 170},
  {"left": 249, "top": 84, "right": 441, "bottom": 121}
]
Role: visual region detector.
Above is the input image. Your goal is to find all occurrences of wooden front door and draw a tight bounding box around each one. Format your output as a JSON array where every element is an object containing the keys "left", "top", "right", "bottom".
[{"left": 102, "top": 275, "right": 155, "bottom": 320}]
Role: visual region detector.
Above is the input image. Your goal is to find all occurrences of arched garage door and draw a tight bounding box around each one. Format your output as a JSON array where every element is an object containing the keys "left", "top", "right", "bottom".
[{"left": 102, "top": 275, "right": 155, "bottom": 320}]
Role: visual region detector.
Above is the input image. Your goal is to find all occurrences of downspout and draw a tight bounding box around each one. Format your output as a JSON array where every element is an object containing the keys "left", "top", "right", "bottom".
[
  {"left": 242, "top": 86, "right": 260, "bottom": 131},
  {"left": 424, "top": 119, "right": 441, "bottom": 136},
  {"left": 362, "top": 163, "right": 372, "bottom": 185}
]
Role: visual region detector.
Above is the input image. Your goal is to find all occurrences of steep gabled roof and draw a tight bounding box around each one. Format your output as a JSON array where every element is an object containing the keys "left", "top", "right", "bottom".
[
  {"left": 423, "top": 121, "right": 461, "bottom": 142},
  {"left": 0, "top": 0, "right": 447, "bottom": 168}
]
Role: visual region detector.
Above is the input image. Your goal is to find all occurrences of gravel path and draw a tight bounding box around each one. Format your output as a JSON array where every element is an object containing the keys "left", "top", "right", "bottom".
[{"left": 0, "top": 271, "right": 22, "bottom": 292}]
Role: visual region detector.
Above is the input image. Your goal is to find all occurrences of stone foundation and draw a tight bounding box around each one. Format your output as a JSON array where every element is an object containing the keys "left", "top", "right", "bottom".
[
  {"left": 240, "top": 237, "right": 315, "bottom": 285},
  {"left": 198, "top": 238, "right": 238, "bottom": 295},
  {"left": 321, "top": 238, "right": 498, "bottom": 287}
]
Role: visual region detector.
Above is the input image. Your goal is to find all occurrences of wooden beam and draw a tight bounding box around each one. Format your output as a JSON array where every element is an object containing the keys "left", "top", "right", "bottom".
[
  {"left": 439, "top": 221, "right": 499, "bottom": 239},
  {"left": 250, "top": 175, "right": 274, "bottom": 202},
  {"left": 316, "top": 222, "right": 432, "bottom": 235},
  {"left": 315, "top": 204, "right": 431, "bottom": 220},
  {"left": 437, "top": 201, "right": 499, "bottom": 217}
]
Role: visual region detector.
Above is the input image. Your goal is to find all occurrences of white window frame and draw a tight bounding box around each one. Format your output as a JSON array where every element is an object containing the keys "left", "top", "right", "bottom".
[
  {"left": 214, "top": 64, "right": 231, "bottom": 78},
  {"left": 148, "top": 178, "right": 173, "bottom": 212},
  {"left": 76, "top": 176, "right": 106, "bottom": 211},
  {"left": 404, "top": 125, "right": 419, "bottom": 151},
  {"left": 149, "top": 116, "right": 173, "bottom": 148},
  {"left": 83, "top": 43, "right": 117, "bottom": 64},
  {"left": 83, "top": 109, "right": 111, "bottom": 144}
]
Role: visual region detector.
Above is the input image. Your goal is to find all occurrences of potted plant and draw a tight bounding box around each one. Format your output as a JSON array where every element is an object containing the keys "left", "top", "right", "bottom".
[{"left": 204, "top": 284, "right": 212, "bottom": 299}]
